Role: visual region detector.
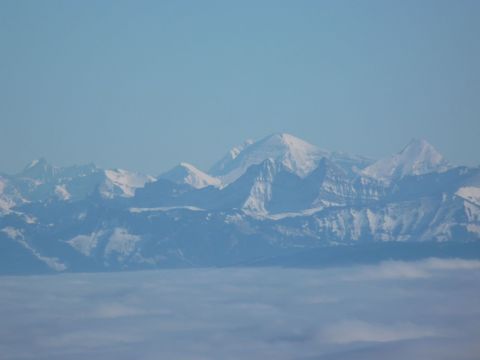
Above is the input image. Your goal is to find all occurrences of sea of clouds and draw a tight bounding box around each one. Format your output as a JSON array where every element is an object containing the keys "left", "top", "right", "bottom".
[{"left": 0, "top": 258, "right": 479, "bottom": 359}]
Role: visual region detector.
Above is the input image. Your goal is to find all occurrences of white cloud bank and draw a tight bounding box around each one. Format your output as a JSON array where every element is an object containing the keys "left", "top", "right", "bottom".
[
  {"left": 342, "top": 258, "right": 480, "bottom": 281},
  {"left": 0, "top": 258, "right": 479, "bottom": 360},
  {"left": 321, "top": 320, "right": 439, "bottom": 344}
]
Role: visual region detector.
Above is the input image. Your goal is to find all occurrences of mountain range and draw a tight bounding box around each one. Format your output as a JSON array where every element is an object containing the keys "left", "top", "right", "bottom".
[{"left": 1, "top": 133, "right": 479, "bottom": 274}]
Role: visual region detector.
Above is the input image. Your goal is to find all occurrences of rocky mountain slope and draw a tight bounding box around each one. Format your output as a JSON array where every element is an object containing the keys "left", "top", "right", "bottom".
[{"left": 1, "top": 134, "right": 479, "bottom": 274}]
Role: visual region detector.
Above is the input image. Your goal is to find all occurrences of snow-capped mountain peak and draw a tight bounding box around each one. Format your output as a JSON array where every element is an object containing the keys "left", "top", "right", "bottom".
[
  {"left": 1, "top": 134, "right": 479, "bottom": 274},
  {"left": 210, "top": 133, "right": 329, "bottom": 185},
  {"left": 159, "top": 162, "right": 221, "bottom": 189},
  {"left": 102, "top": 169, "right": 155, "bottom": 198},
  {"left": 362, "top": 138, "right": 450, "bottom": 181},
  {"left": 273, "top": 133, "right": 326, "bottom": 175}
]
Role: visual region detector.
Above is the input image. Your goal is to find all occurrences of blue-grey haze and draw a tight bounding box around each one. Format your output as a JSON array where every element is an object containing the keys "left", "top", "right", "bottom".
[
  {"left": 1, "top": 0, "right": 479, "bottom": 174},
  {"left": 0, "top": 259, "right": 479, "bottom": 359}
]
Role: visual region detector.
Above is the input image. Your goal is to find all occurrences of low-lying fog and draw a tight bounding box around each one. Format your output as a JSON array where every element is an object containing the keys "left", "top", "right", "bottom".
[{"left": 1, "top": 259, "right": 479, "bottom": 360}]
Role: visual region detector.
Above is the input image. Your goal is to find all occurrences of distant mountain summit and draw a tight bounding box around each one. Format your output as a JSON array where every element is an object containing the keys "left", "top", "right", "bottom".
[
  {"left": 160, "top": 162, "right": 221, "bottom": 189},
  {"left": 19, "top": 158, "right": 59, "bottom": 181},
  {"left": 102, "top": 169, "right": 155, "bottom": 198},
  {"left": 211, "top": 133, "right": 334, "bottom": 184},
  {"left": 1, "top": 133, "right": 479, "bottom": 274},
  {"left": 0, "top": 159, "right": 154, "bottom": 212},
  {"left": 362, "top": 138, "right": 451, "bottom": 181}
]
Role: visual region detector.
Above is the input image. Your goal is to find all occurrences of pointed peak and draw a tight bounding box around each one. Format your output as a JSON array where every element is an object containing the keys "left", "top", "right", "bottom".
[
  {"left": 210, "top": 133, "right": 329, "bottom": 184},
  {"left": 399, "top": 138, "right": 445, "bottom": 163},
  {"left": 259, "top": 133, "right": 324, "bottom": 157},
  {"left": 160, "top": 162, "right": 221, "bottom": 189},
  {"left": 19, "top": 157, "right": 57, "bottom": 180},
  {"left": 363, "top": 138, "right": 450, "bottom": 181},
  {"left": 262, "top": 132, "right": 311, "bottom": 145}
]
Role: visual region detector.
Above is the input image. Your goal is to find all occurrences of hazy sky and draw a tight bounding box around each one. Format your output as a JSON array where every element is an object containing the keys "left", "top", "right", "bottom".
[{"left": 1, "top": 0, "right": 479, "bottom": 175}]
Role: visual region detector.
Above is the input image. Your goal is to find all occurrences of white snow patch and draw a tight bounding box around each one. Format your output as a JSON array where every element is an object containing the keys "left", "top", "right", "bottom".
[
  {"left": 105, "top": 228, "right": 141, "bottom": 257},
  {"left": 102, "top": 169, "right": 155, "bottom": 198},
  {"left": 242, "top": 159, "right": 277, "bottom": 215},
  {"left": 0, "top": 198, "right": 14, "bottom": 214},
  {"left": 225, "top": 213, "right": 245, "bottom": 224},
  {"left": 179, "top": 163, "right": 221, "bottom": 188},
  {"left": 0, "top": 177, "right": 23, "bottom": 214},
  {"left": 160, "top": 163, "right": 221, "bottom": 189},
  {"left": 243, "top": 179, "right": 272, "bottom": 215},
  {"left": 24, "top": 214, "right": 37, "bottom": 224},
  {"left": 55, "top": 184, "right": 71, "bottom": 200},
  {"left": 267, "top": 207, "right": 325, "bottom": 220},
  {"left": 2, "top": 226, "right": 23, "bottom": 240},
  {"left": 67, "top": 231, "right": 103, "bottom": 256},
  {"left": 467, "top": 224, "right": 480, "bottom": 235},
  {"left": 129, "top": 206, "right": 204, "bottom": 213},
  {"left": 2, "top": 226, "right": 66, "bottom": 271},
  {"left": 456, "top": 186, "right": 480, "bottom": 206}
]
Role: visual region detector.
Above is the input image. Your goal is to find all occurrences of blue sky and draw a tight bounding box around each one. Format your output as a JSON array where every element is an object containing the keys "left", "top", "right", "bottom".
[{"left": 1, "top": 0, "right": 479, "bottom": 175}]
